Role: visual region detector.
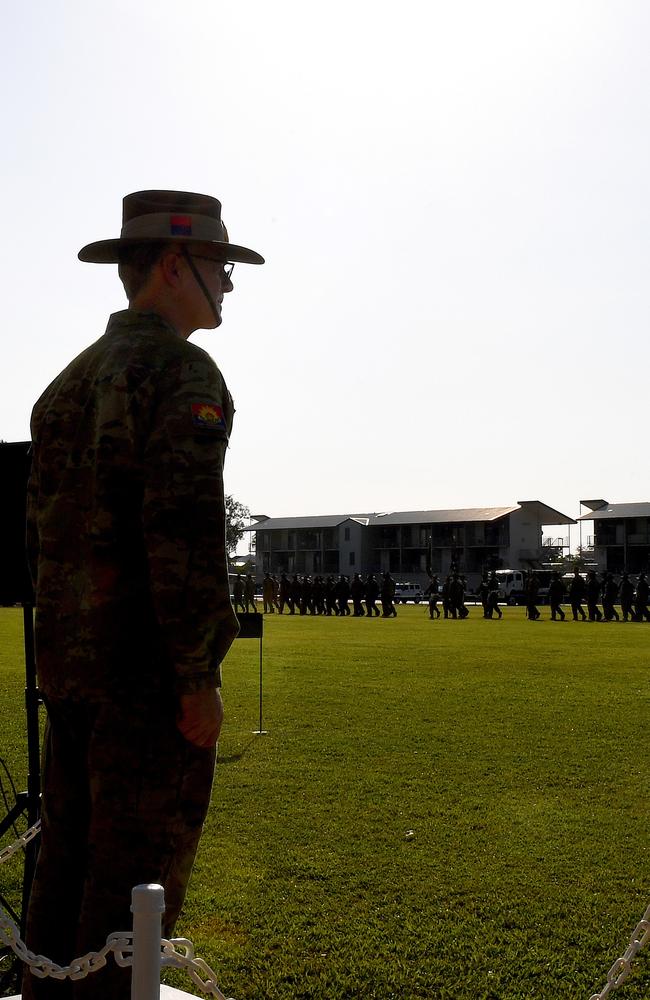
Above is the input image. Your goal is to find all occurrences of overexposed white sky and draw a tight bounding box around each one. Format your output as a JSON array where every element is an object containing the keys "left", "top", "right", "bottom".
[{"left": 2, "top": 1, "right": 648, "bottom": 546}]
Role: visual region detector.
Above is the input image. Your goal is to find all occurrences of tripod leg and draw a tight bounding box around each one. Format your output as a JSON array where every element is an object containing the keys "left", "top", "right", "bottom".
[{"left": 21, "top": 604, "right": 41, "bottom": 940}]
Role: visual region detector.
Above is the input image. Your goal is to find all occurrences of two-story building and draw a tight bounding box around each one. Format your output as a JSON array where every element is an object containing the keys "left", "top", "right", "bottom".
[
  {"left": 247, "top": 500, "right": 574, "bottom": 589},
  {"left": 578, "top": 500, "right": 650, "bottom": 573}
]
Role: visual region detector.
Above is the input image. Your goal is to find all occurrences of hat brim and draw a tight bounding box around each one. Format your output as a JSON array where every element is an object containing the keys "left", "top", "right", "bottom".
[{"left": 78, "top": 236, "right": 264, "bottom": 265}]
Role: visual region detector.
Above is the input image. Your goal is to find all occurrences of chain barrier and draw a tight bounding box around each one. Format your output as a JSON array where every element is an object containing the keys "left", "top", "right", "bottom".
[
  {"left": 589, "top": 904, "right": 650, "bottom": 1000},
  {"left": 0, "top": 824, "right": 233, "bottom": 996},
  {"left": 0, "top": 821, "right": 40, "bottom": 865},
  {"left": 2, "top": 824, "right": 648, "bottom": 998},
  {"left": 0, "top": 898, "right": 131, "bottom": 981},
  {"left": 162, "top": 938, "right": 234, "bottom": 1000}
]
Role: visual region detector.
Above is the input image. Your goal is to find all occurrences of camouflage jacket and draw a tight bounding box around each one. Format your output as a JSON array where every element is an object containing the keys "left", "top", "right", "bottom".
[{"left": 27, "top": 310, "right": 240, "bottom": 701}]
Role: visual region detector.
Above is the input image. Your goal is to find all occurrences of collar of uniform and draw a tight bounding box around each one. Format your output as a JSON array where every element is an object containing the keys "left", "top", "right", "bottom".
[{"left": 105, "top": 309, "right": 182, "bottom": 340}]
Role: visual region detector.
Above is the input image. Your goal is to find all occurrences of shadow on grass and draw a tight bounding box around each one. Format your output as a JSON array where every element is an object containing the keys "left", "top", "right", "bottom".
[{"left": 216, "top": 736, "right": 260, "bottom": 765}]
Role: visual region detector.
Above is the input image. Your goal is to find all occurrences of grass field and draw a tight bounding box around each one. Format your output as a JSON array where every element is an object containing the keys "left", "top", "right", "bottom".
[{"left": 0, "top": 605, "right": 648, "bottom": 999}]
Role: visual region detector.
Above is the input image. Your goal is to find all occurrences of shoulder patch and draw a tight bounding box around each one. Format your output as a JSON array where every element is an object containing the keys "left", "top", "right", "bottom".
[{"left": 191, "top": 402, "right": 227, "bottom": 432}]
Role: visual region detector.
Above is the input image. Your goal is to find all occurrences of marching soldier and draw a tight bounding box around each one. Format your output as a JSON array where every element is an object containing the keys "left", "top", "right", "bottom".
[
  {"left": 548, "top": 572, "right": 566, "bottom": 621},
  {"left": 350, "top": 573, "right": 365, "bottom": 616},
  {"left": 441, "top": 575, "right": 452, "bottom": 618},
  {"left": 569, "top": 569, "right": 587, "bottom": 621},
  {"left": 425, "top": 575, "right": 440, "bottom": 619},
  {"left": 586, "top": 571, "right": 603, "bottom": 621},
  {"left": 233, "top": 574, "right": 246, "bottom": 614},
  {"left": 278, "top": 572, "right": 293, "bottom": 614},
  {"left": 620, "top": 572, "right": 635, "bottom": 622},
  {"left": 312, "top": 575, "right": 325, "bottom": 615},
  {"left": 336, "top": 574, "right": 351, "bottom": 616},
  {"left": 325, "top": 575, "right": 338, "bottom": 616},
  {"left": 365, "top": 574, "right": 380, "bottom": 616},
  {"left": 291, "top": 574, "right": 302, "bottom": 612},
  {"left": 478, "top": 576, "right": 490, "bottom": 618},
  {"left": 525, "top": 573, "right": 541, "bottom": 620},
  {"left": 602, "top": 573, "right": 620, "bottom": 621},
  {"left": 635, "top": 572, "right": 650, "bottom": 621},
  {"left": 262, "top": 572, "right": 275, "bottom": 613},
  {"left": 486, "top": 572, "right": 502, "bottom": 619},
  {"left": 244, "top": 572, "right": 257, "bottom": 612},
  {"left": 381, "top": 572, "right": 397, "bottom": 617}
]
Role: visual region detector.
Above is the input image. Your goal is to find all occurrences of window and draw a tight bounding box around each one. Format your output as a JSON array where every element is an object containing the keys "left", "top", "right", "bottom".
[
  {"left": 349, "top": 551, "right": 355, "bottom": 566},
  {"left": 344, "top": 527, "right": 350, "bottom": 541}
]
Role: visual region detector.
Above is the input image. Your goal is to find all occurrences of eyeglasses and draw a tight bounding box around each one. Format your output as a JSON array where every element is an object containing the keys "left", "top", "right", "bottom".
[{"left": 186, "top": 254, "right": 235, "bottom": 280}]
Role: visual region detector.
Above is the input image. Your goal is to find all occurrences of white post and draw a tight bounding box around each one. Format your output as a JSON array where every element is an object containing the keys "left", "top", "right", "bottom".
[{"left": 131, "top": 883, "right": 165, "bottom": 1000}]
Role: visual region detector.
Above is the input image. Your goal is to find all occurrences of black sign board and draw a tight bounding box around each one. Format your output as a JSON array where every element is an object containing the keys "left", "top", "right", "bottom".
[{"left": 0, "top": 442, "right": 34, "bottom": 605}]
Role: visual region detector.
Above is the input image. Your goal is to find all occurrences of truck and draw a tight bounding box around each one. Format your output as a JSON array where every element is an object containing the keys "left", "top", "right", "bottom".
[
  {"left": 494, "top": 569, "right": 554, "bottom": 605},
  {"left": 393, "top": 582, "right": 424, "bottom": 604}
]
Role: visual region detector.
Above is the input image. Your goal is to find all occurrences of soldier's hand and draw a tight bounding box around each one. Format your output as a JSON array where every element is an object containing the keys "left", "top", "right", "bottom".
[{"left": 177, "top": 689, "right": 224, "bottom": 747}]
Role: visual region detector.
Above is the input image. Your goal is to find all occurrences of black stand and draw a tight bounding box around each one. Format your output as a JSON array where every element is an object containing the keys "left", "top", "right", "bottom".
[
  {"left": 20, "top": 605, "right": 41, "bottom": 932},
  {"left": 0, "top": 606, "right": 41, "bottom": 997},
  {"left": 0, "top": 443, "right": 42, "bottom": 994},
  {"left": 0, "top": 608, "right": 41, "bottom": 918},
  {"left": 235, "top": 613, "right": 266, "bottom": 734}
]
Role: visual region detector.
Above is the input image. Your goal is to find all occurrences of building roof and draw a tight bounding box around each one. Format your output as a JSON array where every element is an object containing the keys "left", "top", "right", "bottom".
[
  {"left": 246, "top": 501, "right": 575, "bottom": 531},
  {"left": 366, "top": 506, "right": 519, "bottom": 525},
  {"left": 514, "top": 500, "right": 577, "bottom": 526},
  {"left": 578, "top": 502, "right": 650, "bottom": 521},
  {"left": 243, "top": 514, "right": 375, "bottom": 531},
  {"left": 579, "top": 499, "right": 609, "bottom": 512}
]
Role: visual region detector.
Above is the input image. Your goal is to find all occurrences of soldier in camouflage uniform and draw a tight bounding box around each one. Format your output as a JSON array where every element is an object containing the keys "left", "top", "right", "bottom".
[{"left": 23, "top": 190, "right": 263, "bottom": 1000}]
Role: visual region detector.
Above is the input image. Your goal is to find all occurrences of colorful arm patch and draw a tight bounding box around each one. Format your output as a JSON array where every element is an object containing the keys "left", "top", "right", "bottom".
[
  {"left": 170, "top": 214, "right": 192, "bottom": 236},
  {"left": 191, "top": 402, "right": 227, "bottom": 432}
]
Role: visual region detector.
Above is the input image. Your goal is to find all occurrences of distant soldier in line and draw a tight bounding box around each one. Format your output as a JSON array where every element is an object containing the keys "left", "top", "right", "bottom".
[
  {"left": 548, "top": 572, "right": 566, "bottom": 621},
  {"left": 350, "top": 573, "right": 365, "bottom": 616},
  {"left": 602, "top": 573, "right": 620, "bottom": 621},
  {"left": 381, "top": 572, "right": 397, "bottom": 617},
  {"left": 244, "top": 573, "right": 257, "bottom": 612},
  {"left": 525, "top": 573, "right": 540, "bottom": 620},
  {"left": 447, "top": 575, "right": 459, "bottom": 619},
  {"left": 325, "top": 576, "right": 338, "bottom": 615},
  {"left": 425, "top": 575, "right": 440, "bottom": 619},
  {"left": 449, "top": 574, "right": 468, "bottom": 619},
  {"left": 365, "top": 574, "right": 380, "bottom": 616},
  {"left": 278, "top": 572, "right": 293, "bottom": 614},
  {"left": 620, "top": 572, "right": 635, "bottom": 622},
  {"left": 586, "top": 571, "right": 603, "bottom": 621},
  {"left": 271, "top": 574, "right": 280, "bottom": 612},
  {"left": 441, "top": 576, "right": 452, "bottom": 619},
  {"left": 337, "top": 574, "right": 351, "bottom": 616},
  {"left": 569, "top": 569, "right": 587, "bottom": 621},
  {"left": 478, "top": 576, "right": 490, "bottom": 618},
  {"left": 486, "top": 572, "right": 502, "bottom": 619},
  {"left": 300, "top": 575, "right": 314, "bottom": 615},
  {"left": 233, "top": 574, "right": 246, "bottom": 614},
  {"left": 313, "top": 576, "right": 325, "bottom": 615},
  {"left": 291, "top": 574, "right": 302, "bottom": 613},
  {"left": 459, "top": 576, "right": 470, "bottom": 618},
  {"left": 262, "top": 572, "right": 275, "bottom": 613},
  {"left": 635, "top": 572, "right": 650, "bottom": 621}
]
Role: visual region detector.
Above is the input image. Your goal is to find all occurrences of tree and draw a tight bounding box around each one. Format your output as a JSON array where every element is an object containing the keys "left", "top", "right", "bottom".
[{"left": 225, "top": 494, "right": 250, "bottom": 556}]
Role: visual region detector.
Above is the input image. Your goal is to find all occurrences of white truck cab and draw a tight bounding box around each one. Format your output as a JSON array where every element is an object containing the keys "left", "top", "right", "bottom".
[
  {"left": 393, "top": 582, "right": 424, "bottom": 604},
  {"left": 495, "top": 569, "right": 553, "bottom": 604}
]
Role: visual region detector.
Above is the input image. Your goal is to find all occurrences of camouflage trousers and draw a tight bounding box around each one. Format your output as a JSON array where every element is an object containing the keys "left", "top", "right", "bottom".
[{"left": 22, "top": 692, "right": 216, "bottom": 1000}]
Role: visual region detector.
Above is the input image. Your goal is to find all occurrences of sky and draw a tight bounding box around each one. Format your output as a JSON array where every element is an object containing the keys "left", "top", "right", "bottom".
[{"left": 2, "top": 1, "right": 649, "bottom": 549}]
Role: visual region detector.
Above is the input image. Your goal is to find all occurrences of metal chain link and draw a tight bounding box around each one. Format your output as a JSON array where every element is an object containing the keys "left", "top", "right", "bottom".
[
  {"left": 0, "top": 820, "right": 40, "bottom": 865},
  {"left": 0, "top": 900, "right": 132, "bottom": 981},
  {"left": 162, "top": 938, "right": 235, "bottom": 1000},
  {"left": 589, "top": 905, "right": 650, "bottom": 1000}
]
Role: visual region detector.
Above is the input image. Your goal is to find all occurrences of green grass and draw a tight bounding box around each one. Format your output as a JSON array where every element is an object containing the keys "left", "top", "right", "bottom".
[{"left": 1, "top": 606, "right": 649, "bottom": 999}]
